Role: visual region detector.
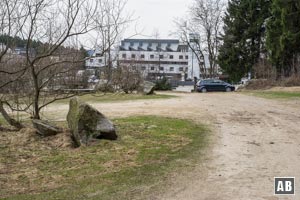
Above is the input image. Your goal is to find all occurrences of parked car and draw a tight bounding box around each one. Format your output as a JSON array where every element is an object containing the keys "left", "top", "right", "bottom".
[{"left": 196, "top": 79, "right": 235, "bottom": 93}]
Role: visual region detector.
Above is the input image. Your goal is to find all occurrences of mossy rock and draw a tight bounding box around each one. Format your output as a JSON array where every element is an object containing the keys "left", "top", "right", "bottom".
[
  {"left": 142, "top": 81, "right": 155, "bottom": 95},
  {"left": 67, "top": 97, "right": 117, "bottom": 147}
]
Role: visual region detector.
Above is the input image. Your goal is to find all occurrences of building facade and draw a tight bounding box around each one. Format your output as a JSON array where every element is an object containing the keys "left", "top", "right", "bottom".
[
  {"left": 85, "top": 49, "right": 107, "bottom": 69},
  {"left": 118, "top": 39, "right": 203, "bottom": 81},
  {"left": 85, "top": 38, "right": 211, "bottom": 82}
]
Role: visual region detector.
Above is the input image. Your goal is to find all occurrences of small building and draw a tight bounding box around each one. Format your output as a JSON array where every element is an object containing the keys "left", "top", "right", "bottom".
[
  {"left": 13, "top": 47, "right": 36, "bottom": 57},
  {"left": 84, "top": 48, "right": 112, "bottom": 80},
  {"left": 85, "top": 49, "right": 107, "bottom": 69}
]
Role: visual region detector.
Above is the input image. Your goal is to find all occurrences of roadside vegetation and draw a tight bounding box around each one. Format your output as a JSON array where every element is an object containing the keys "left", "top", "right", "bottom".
[
  {"left": 0, "top": 116, "right": 209, "bottom": 200},
  {"left": 239, "top": 79, "right": 300, "bottom": 100},
  {"left": 243, "top": 91, "right": 300, "bottom": 100}
]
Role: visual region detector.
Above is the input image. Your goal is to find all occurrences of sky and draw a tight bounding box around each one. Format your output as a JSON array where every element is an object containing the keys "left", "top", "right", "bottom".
[{"left": 124, "top": 0, "right": 194, "bottom": 39}]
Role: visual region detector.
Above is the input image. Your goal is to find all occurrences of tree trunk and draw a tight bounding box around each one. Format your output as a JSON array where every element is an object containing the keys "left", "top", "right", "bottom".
[
  {"left": 30, "top": 65, "right": 41, "bottom": 119},
  {"left": 276, "top": 63, "right": 282, "bottom": 80},
  {"left": 0, "top": 102, "right": 25, "bottom": 130}
]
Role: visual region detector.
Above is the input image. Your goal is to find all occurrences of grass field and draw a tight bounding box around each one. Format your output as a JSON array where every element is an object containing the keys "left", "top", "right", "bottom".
[
  {"left": 242, "top": 91, "right": 300, "bottom": 100},
  {"left": 0, "top": 116, "right": 209, "bottom": 200}
]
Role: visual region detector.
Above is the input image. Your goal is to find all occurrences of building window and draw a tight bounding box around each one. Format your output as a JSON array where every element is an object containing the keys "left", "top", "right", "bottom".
[
  {"left": 122, "top": 54, "right": 126, "bottom": 58},
  {"left": 141, "top": 66, "right": 146, "bottom": 70},
  {"left": 160, "top": 67, "right": 164, "bottom": 71},
  {"left": 98, "top": 59, "right": 102, "bottom": 63},
  {"left": 159, "top": 55, "right": 163, "bottom": 59},
  {"left": 150, "top": 66, "right": 155, "bottom": 71},
  {"left": 131, "top": 54, "right": 136, "bottom": 59},
  {"left": 150, "top": 55, "right": 154, "bottom": 59},
  {"left": 170, "top": 67, "right": 174, "bottom": 72},
  {"left": 185, "top": 55, "right": 188, "bottom": 59},
  {"left": 169, "top": 55, "right": 174, "bottom": 59},
  {"left": 141, "top": 54, "right": 145, "bottom": 59},
  {"left": 179, "top": 55, "right": 183, "bottom": 59},
  {"left": 90, "top": 59, "right": 94, "bottom": 63},
  {"left": 96, "top": 53, "right": 101, "bottom": 57},
  {"left": 179, "top": 67, "right": 184, "bottom": 71}
]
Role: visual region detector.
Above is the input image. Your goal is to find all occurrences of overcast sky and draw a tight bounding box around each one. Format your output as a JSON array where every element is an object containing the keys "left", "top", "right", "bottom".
[{"left": 124, "top": 0, "right": 194, "bottom": 39}]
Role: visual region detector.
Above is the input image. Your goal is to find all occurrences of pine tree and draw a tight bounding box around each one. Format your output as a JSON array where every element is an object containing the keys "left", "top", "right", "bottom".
[
  {"left": 218, "top": 0, "right": 271, "bottom": 82},
  {"left": 266, "top": 0, "right": 300, "bottom": 78}
]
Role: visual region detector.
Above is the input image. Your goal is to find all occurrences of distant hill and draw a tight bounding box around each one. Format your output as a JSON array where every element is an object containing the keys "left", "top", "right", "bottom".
[{"left": 0, "top": 35, "right": 43, "bottom": 49}]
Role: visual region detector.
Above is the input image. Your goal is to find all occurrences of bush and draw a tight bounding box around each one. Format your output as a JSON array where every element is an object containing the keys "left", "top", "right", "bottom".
[
  {"left": 154, "top": 77, "right": 172, "bottom": 91},
  {"left": 244, "top": 76, "right": 300, "bottom": 90},
  {"left": 245, "top": 79, "right": 277, "bottom": 90},
  {"left": 281, "top": 75, "right": 300, "bottom": 87},
  {"left": 111, "top": 65, "right": 144, "bottom": 93}
]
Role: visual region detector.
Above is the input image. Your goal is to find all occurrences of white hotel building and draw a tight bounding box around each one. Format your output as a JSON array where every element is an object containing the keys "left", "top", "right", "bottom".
[
  {"left": 85, "top": 37, "right": 209, "bottom": 81},
  {"left": 118, "top": 39, "right": 204, "bottom": 81}
]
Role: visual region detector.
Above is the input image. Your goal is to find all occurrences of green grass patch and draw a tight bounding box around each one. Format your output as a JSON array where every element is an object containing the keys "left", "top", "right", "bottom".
[
  {"left": 242, "top": 91, "right": 300, "bottom": 100},
  {"left": 56, "top": 93, "right": 176, "bottom": 104},
  {"left": 0, "top": 116, "right": 209, "bottom": 200},
  {"left": 0, "top": 116, "right": 6, "bottom": 125}
]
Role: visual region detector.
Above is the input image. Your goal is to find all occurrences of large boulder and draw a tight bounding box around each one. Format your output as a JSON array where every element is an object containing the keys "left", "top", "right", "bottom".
[
  {"left": 141, "top": 81, "right": 155, "bottom": 95},
  {"left": 67, "top": 97, "right": 117, "bottom": 147},
  {"left": 32, "top": 119, "right": 62, "bottom": 137}
]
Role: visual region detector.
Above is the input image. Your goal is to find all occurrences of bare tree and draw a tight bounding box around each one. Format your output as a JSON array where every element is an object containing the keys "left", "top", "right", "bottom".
[
  {"left": 175, "top": 0, "right": 225, "bottom": 78},
  {"left": 0, "top": 0, "right": 95, "bottom": 122},
  {"left": 0, "top": 0, "right": 133, "bottom": 126},
  {"left": 0, "top": 0, "right": 28, "bottom": 129},
  {"left": 175, "top": 19, "right": 207, "bottom": 78},
  {"left": 93, "top": 0, "right": 132, "bottom": 83},
  {"left": 15, "top": 0, "right": 99, "bottom": 119},
  {"left": 191, "top": 0, "right": 225, "bottom": 77},
  {"left": 111, "top": 63, "right": 143, "bottom": 94}
]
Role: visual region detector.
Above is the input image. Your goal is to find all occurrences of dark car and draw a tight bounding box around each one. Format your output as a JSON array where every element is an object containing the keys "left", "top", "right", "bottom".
[{"left": 196, "top": 79, "right": 235, "bottom": 93}]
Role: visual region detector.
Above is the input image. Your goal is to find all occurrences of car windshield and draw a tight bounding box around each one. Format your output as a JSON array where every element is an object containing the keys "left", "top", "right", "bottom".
[
  {"left": 213, "top": 80, "right": 224, "bottom": 84},
  {"left": 201, "top": 79, "right": 213, "bottom": 84}
]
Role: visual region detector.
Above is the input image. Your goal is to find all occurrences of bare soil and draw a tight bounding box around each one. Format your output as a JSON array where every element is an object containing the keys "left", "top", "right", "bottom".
[{"left": 44, "top": 92, "right": 300, "bottom": 200}]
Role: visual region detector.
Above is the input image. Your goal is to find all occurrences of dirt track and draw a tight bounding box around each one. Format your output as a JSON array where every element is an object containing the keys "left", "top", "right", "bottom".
[{"left": 47, "top": 92, "right": 300, "bottom": 200}]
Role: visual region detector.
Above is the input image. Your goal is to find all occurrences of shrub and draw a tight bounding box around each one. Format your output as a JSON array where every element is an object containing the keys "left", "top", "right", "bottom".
[
  {"left": 154, "top": 77, "right": 172, "bottom": 91},
  {"left": 281, "top": 75, "right": 300, "bottom": 87}
]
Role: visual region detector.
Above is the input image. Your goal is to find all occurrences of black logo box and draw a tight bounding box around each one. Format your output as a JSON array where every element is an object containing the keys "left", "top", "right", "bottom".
[{"left": 274, "top": 177, "right": 295, "bottom": 195}]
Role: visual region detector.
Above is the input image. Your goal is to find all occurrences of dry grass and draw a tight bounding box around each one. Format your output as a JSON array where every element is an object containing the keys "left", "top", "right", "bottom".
[
  {"left": 0, "top": 116, "right": 209, "bottom": 200},
  {"left": 244, "top": 77, "right": 300, "bottom": 90},
  {"left": 243, "top": 79, "right": 277, "bottom": 90}
]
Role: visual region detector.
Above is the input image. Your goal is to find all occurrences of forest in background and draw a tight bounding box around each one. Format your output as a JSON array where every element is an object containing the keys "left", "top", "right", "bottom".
[{"left": 218, "top": 0, "right": 300, "bottom": 82}]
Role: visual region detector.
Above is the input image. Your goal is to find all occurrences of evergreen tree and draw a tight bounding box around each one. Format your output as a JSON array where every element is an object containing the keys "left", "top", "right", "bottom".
[
  {"left": 218, "top": 0, "right": 271, "bottom": 82},
  {"left": 0, "top": 34, "right": 43, "bottom": 49},
  {"left": 266, "top": 0, "right": 300, "bottom": 78}
]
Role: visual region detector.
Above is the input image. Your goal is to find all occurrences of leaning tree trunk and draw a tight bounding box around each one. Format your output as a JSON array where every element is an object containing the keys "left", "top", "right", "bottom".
[{"left": 0, "top": 101, "right": 25, "bottom": 130}]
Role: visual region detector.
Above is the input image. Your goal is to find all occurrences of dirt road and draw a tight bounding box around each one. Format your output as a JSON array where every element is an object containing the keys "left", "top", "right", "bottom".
[{"left": 47, "top": 92, "right": 300, "bottom": 199}]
